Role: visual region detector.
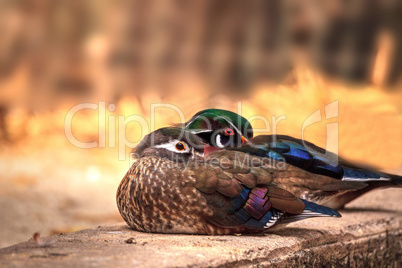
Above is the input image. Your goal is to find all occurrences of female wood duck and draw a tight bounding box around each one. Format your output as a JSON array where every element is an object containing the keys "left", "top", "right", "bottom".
[
  {"left": 183, "top": 109, "right": 402, "bottom": 209},
  {"left": 117, "top": 127, "right": 341, "bottom": 234}
]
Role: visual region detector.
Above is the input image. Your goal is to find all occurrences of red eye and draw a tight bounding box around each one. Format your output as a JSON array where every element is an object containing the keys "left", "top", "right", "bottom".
[{"left": 224, "top": 128, "right": 234, "bottom": 136}]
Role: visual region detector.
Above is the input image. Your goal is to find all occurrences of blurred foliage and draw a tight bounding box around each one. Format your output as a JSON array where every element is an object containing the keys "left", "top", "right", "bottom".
[
  {"left": 0, "top": 0, "right": 401, "bottom": 148},
  {"left": 0, "top": 0, "right": 401, "bottom": 109}
]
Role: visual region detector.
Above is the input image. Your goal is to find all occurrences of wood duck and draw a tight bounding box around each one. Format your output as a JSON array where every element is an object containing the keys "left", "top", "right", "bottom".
[
  {"left": 181, "top": 109, "right": 253, "bottom": 154},
  {"left": 183, "top": 109, "right": 402, "bottom": 209},
  {"left": 116, "top": 127, "right": 341, "bottom": 234}
]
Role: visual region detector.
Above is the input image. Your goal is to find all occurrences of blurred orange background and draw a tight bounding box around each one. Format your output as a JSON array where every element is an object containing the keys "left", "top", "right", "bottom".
[{"left": 0, "top": 1, "right": 401, "bottom": 248}]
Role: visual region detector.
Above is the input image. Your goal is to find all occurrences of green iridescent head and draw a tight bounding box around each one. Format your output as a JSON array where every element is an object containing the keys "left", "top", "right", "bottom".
[{"left": 184, "top": 109, "right": 253, "bottom": 148}]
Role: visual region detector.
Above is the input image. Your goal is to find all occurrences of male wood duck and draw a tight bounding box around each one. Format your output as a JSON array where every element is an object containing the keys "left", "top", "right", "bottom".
[
  {"left": 183, "top": 109, "right": 402, "bottom": 209},
  {"left": 117, "top": 127, "right": 341, "bottom": 234}
]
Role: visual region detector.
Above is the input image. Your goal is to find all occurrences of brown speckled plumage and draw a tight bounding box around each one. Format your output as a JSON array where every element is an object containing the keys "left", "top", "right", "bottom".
[
  {"left": 117, "top": 156, "right": 246, "bottom": 234},
  {"left": 116, "top": 128, "right": 345, "bottom": 234}
]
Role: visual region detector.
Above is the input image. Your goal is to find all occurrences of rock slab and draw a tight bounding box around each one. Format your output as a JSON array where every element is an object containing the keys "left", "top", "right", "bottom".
[{"left": 0, "top": 188, "right": 401, "bottom": 267}]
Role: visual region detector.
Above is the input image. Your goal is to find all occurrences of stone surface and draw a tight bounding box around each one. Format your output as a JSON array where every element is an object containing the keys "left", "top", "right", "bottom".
[{"left": 0, "top": 188, "right": 401, "bottom": 267}]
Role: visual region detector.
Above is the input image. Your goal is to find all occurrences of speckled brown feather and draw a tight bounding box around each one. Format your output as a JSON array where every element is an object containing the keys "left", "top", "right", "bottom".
[
  {"left": 117, "top": 156, "right": 250, "bottom": 234},
  {"left": 117, "top": 148, "right": 344, "bottom": 234}
]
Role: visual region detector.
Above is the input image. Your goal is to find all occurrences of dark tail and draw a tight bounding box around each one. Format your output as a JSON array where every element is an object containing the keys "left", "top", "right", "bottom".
[
  {"left": 342, "top": 167, "right": 402, "bottom": 186},
  {"left": 324, "top": 170, "right": 401, "bottom": 210},
  {"left": 279, "top": 200, "right": 341, "bottom": 224},
  {"left": 387, "top": 173, "right": 402, "bottom": 185}
]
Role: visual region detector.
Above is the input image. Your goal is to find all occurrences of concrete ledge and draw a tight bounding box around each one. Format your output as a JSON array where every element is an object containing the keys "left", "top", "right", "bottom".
[{"left": 0, "top": 188, "right": 401, "bottom": 267}]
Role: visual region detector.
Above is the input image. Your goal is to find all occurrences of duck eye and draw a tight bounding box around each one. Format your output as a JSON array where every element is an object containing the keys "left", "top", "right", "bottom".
[
  {"left": 175, "top": 142, "right": 186, "bottom": 151},
  {"left": 224, "top": 128, "right": 234, "bottom": 136}
]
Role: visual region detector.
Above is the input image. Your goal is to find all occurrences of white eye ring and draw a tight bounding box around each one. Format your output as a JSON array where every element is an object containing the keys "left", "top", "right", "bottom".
[
  {"left": 155, "top": 140, "right": 191, "bottom": 153},
  {"left": 216, "top": 134, "right": 225, "bottom": 148}
]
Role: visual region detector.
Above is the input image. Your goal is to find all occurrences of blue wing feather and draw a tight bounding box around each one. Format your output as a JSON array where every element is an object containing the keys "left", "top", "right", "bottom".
[
  {"left": 342, "top": 167, "right": 391, "bottom": 182},
  {"left": 237, "top": 135, "right": 395, "bottom": 183},
  {"left": 301, "top": 199, "right": 341, "bottom": 217},
  {"left": 234, "top": 136, "right": 343, "bottom": 179},
  {"left": 210, "top": 187, "right": 282, "bottom": 230},
  {"left": 207, "top": 186, "right": 341, "bottom": 230},
  {"left": 243, "top": 209, "right": 283, "bottom": 229},
  {"left": 279, "top": 199, "right": 341, "bottom": 224},
  {"left": 226, "top": 188, "right": 250, "bottom": 214},
  {"left": 233, "top": 135, "right": 359, "bottom": 180}
]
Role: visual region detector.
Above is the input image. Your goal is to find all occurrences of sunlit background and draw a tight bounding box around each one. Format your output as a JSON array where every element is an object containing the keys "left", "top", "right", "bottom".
[{"left": 0, "top": 1, "right": 401, "bottom": 248}]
